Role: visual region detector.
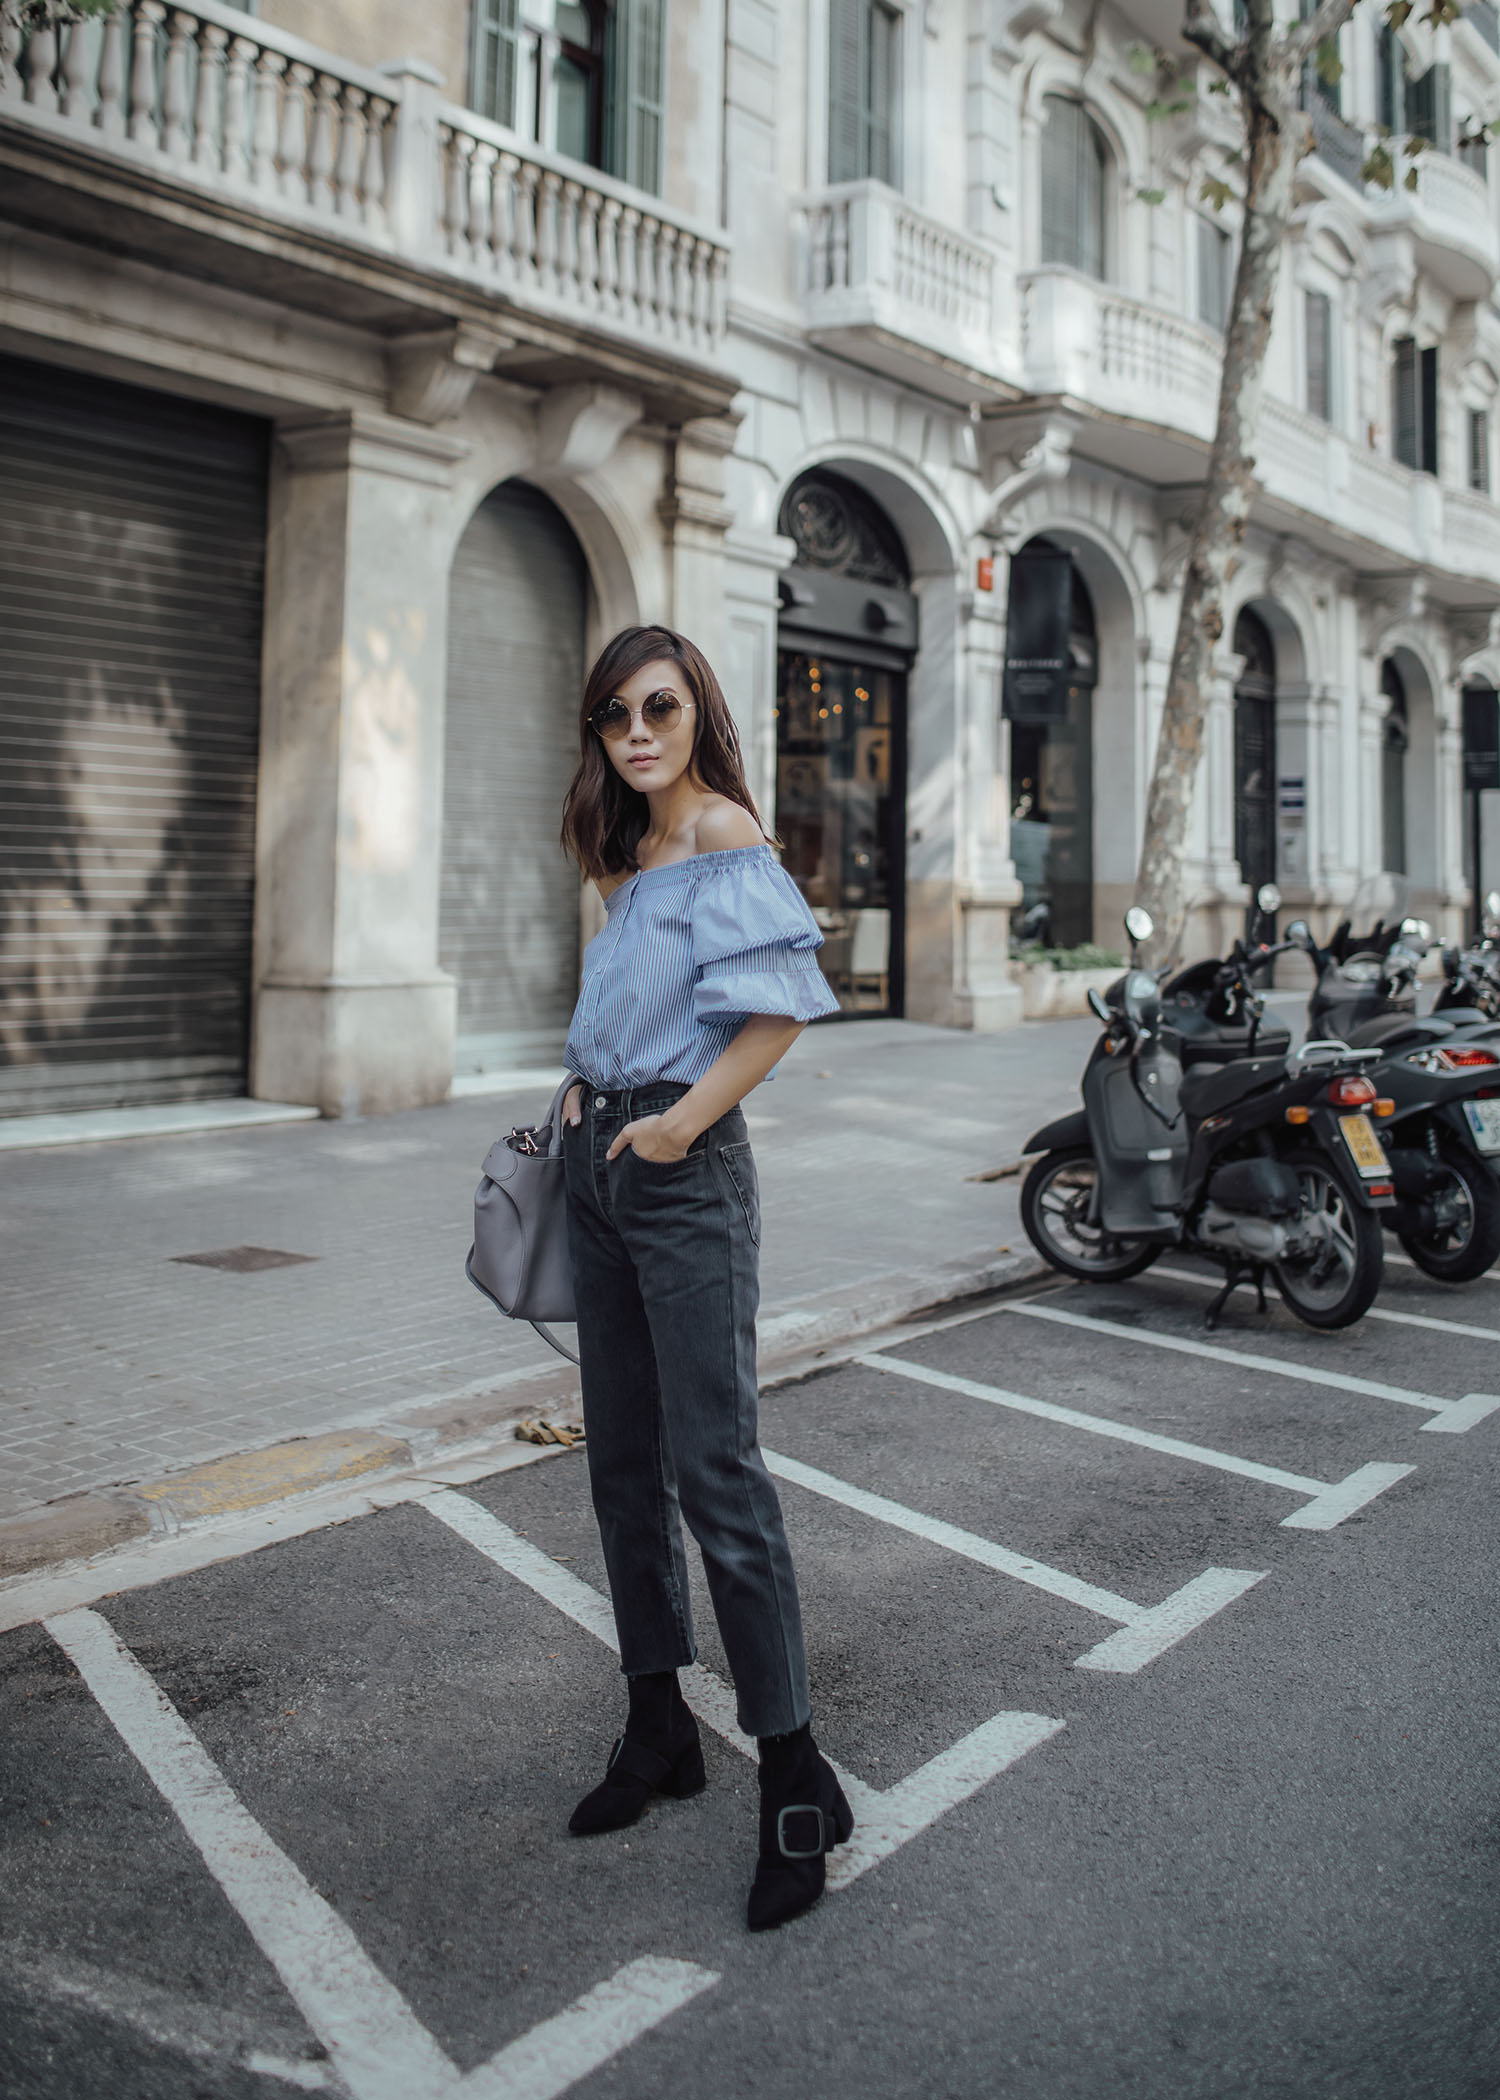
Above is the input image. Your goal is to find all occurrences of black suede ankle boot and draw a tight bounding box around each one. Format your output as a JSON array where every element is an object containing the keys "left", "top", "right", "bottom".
[
  {"left": 568, "top": 1672, "right": 705, "bottom": 1837},
  {"left": 746, "top": 1722, "right": 854, "bottom": 1931}
]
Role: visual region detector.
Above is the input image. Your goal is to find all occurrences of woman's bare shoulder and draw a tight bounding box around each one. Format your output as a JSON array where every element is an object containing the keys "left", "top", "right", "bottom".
[{"left": 691, "top": 799, "right": 766, "bottom": 854}]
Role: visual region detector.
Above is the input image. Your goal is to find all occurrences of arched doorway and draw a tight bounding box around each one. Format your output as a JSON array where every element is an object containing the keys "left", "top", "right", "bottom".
[
  {"left": 1381, "top": 657, "right": 1409, "bottom": 874},
  {"left": 441, "top": 481, "right": 588, "bottom": 1074},
  {"left": 1233, "top": 608, "right": 1277, "bottom": 897},
  {"left": 775, "top": 469, "right": 914, "bottom": 1015},
  {"left": 1006, "top": 538, "right": 1097, "bottom": 948}
]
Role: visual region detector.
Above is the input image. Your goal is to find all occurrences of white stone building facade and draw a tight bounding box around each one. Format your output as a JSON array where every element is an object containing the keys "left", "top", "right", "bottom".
[{"left": 1, "top": 0, "right": 1498, "bottom": 1117}]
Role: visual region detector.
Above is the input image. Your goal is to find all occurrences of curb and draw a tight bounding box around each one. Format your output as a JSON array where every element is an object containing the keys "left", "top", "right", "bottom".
[{"left": 0, "top": 1244, "right": 1046, "bottom": 1585}]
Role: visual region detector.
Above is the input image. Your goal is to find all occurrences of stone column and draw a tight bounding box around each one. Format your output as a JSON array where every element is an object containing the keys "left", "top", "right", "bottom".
[
  {"left": 252, "top": 410, "right": 468, "bottom": 1117},
  {"left": 957, "top": 586, "right": 1023, "bottom": 1029},
  {"left": 1275, "top": 680, "right": 1314, "bottom": 900},
  {"left": 1437, "top": 681, "right": 1468, "bottom": 936},
  {"left": 659, "top": 416, "right": 738, "bottom": 676},
  {"left": 722, "top": 521, "right": 796, "bottom": 825}
]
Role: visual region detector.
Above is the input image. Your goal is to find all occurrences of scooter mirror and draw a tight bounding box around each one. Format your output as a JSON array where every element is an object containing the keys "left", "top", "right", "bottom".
[
  {"left": 1285, "top": 918, "right": 1312, "bottom": 947},
  {"left": 1256, "top": 883, "right": 1281, "bottom": 914},
  {"left": 1399, "top": 917, "right": 1431, "bottom": 943},
  {"left": 1124, "top": 905, "right": 1154, "bottom": 945},
  {"left": 1087, "top": 987, "right": 1111, "bottom": 1024}
]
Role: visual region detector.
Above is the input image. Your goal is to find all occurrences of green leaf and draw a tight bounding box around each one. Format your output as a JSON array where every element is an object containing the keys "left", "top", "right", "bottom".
[
  {"left": 1208, "top": 77, "right": 1231, "bottom": 94},
  {"left": 1384, "top": 0, "right": 1412, "bottom": 25},
  {"left": 1403, "top": 163, "right": 1420, "bottom": 189},
  {"left": 1315, "top": 39, "right": 1344, "bottom": 86},
  {"left": 1362, "top": 141, "right": 1396, "bottom": 188},
  {"left": 1136, "top": 186, "right": 1167, "bottom": 204},
  {"left": 1128, "top": 41, "right": 1157, "bottom": 75},
  {"left": 1200, "top": 175, "right": 1236, "bottom": 210},
  {"left": 1403, "top": 132, "right": 1427, "bottom": 156}
]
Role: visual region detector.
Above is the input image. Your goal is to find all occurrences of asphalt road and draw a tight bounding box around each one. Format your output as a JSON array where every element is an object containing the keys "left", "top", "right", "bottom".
[{"left": 3, "top": 1254, "right": 1498, "bottom": 2100}]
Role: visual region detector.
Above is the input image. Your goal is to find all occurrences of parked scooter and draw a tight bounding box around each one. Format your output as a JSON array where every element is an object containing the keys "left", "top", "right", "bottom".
[
  {"left": 1289, "top": 913, "right": 1500, "bottom": 1281},
  {"left": 1432, "top": 890, "right": 1500, "bottom": 1023},
  {"left": 1020, "top": 908, "right": 1395, "bottom": 1329}
]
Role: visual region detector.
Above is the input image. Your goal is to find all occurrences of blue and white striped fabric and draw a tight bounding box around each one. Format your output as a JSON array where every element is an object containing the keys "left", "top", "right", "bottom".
[{"left": 564, "top": 844, "right": 840, "bottom": 1088}]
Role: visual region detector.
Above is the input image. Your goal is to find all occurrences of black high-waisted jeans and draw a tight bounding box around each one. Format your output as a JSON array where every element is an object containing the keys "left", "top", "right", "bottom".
[{"left": 564, "top": 1081, "right": 811, "bottom": 1738}]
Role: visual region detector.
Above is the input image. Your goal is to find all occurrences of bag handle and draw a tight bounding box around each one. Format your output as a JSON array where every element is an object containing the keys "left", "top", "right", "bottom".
[
  {"left": 543, "top": 1074, "right": 580, "bottom": 1158},
  {"left": 530, "top": 1319, "right": 581, "bottom": 1365}
]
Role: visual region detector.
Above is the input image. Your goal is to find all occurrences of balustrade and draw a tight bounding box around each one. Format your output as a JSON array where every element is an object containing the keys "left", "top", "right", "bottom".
[{"left": 0, "top": 0, "right": 729, "bottom": 364}]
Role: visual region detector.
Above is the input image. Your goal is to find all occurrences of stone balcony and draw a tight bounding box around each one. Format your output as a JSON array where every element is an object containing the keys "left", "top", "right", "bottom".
[
  {"left": 795, "top": 179, "right": 1019, "bottom": 406},
  {"left": 1369, "top": 146, "right": 1498, "bottom": 302},
  {"left": 1013, "top": 265, "right": 1500, "bottom": 592},
  {"left": 0, "top": 0, "right": 733, "bottom": 413}
]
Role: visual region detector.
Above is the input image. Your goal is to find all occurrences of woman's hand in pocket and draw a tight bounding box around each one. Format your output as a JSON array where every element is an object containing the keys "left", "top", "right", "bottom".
[
  {"left": 562, "top": 1083, "right": 583, "bottom": 1129},
  {"left": 607, "top": 1114, "right": 691, "bottom": 1164}
]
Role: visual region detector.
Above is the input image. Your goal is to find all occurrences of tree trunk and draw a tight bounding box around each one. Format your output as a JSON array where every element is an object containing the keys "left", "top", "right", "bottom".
[{"left": 1133, "top": 90, "right": 1300, "bottom": 966}]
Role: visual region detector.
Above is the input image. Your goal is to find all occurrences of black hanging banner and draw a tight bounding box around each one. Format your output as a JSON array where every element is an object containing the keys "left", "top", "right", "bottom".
[
  {"left": 1463, "top": 686, "right": 1500, "bottom": 792},
  {"left": 1003, "top": 547, "right": 1073, "bottom": 722}
]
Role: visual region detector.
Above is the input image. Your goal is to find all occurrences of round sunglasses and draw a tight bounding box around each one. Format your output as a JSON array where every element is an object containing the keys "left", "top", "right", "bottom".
[{"left": 590, "top": 690, "right": 694, "bottom": 741}]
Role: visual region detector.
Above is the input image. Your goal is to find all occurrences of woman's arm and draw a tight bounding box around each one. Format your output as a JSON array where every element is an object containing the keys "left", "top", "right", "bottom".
[{"left": 594, "top": 1015, "right": 805, "bottom": 1161}]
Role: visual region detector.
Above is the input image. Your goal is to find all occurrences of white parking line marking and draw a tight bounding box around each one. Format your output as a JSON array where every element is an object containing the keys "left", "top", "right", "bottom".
[
  {"left": 1006, "top": 1297, "right": 1492, "bottom": 1429},
  {"left": 856, "top": 1352, "right": 1413, "bottom": 1531},
  {"left": 45, "top": 1607, "right": 717, "bottom": 2100},
  {"left": 1151, "top": 1263, "right": 1500, "bottom": 1344},
  {"left": 425, "top": 1493, "right": 1065, "bottom": 1883},
  {"left": 1142, "top": 1268, "right": 1500, "bottom": 1434},
  {"left": 1385, "top": 1249, "right": 1500, "bottom": 1281},
  {"left": 759, "top": 1451, "right": 1264, "bottom": 1671}
]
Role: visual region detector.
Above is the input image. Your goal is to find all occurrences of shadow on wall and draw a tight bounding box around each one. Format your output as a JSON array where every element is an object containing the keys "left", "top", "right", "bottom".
[{"left": 0, "top": 354, "right": 268, "bottom": 1104}]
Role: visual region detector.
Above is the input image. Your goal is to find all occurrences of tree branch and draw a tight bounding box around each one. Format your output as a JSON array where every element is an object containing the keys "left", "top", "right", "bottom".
[
  {"left": 1183, "top": 0, "right": 1246, "bottom": 82},
  {"left": 1283, "top": 0, "right": 1357, "bottom": 68}
]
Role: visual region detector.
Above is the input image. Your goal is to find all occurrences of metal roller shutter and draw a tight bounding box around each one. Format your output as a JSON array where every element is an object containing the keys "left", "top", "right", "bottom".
[
  {"left": 441, "top": 480, "right": 587, "bottom": 1071},
  {"left": 0, "top": 353, "right": 268, "bottom": 1116}
]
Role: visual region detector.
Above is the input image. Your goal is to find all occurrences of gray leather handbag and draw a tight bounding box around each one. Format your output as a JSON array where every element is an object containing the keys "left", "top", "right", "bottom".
[{"left": 466, "top": 1077, "right": 579, "bottom": 1363}]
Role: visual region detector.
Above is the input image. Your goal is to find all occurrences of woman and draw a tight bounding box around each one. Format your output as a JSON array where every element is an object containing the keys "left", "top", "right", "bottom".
[{"left": 558, "top": 624, "right": 851, "bottom": 1932}]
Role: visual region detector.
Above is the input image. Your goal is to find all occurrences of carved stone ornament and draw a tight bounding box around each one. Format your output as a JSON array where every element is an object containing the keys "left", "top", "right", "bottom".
[
  {"left": 779, "top": 470, "right": 910, "bottom": 585},
  {"left": 386, "top": 321, "right": 515, "bottom": 426},
  {"left": 533, "top": 384, "right": 644, "bottom": 476}
]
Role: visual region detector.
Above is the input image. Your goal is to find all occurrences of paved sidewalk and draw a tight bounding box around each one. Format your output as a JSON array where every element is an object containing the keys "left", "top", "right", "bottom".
[{"left": 0, "top": 1018, "right": 1091, "bottom": 1551}]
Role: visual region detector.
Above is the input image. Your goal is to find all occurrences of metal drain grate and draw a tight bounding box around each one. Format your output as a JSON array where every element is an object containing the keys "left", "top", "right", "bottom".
[{"left": 170, "top": 1246, "right": 318, "bottom": 1273}]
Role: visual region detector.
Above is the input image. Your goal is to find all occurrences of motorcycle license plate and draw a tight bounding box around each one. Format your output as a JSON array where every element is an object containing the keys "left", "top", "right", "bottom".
[
  {"left": 1338, "top": 1113, "right": 1389, "bottom": 1178},
  {"left": 1462, "top": 1099, "right": 1500, "bottom": 1154}
]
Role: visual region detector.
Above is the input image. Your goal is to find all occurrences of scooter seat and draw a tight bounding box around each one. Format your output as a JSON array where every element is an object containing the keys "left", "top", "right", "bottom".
[
  {"left": 1178, "top": 1055, "right": 1288, "bottom": 1121},
  {"left": 1346, "top": 1013, "right": 1455, "bottom": 1051}
]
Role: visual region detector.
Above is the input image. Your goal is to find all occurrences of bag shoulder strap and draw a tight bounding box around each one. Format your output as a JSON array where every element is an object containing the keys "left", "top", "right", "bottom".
[{"left": 531, "top": 1319, "right": 580, "bottom": 1364}]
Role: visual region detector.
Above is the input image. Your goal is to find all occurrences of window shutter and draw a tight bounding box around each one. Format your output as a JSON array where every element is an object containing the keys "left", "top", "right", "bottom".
[
  {"left": 1420, "top": 345, "right": 1439, "bottom": 475},
  {"left": 1197, "top": 217, "right": 1229, "bottom": 331},
  {"left": 1471, "top": 408, "right": 1492, "bottom": 495},
  {"left": 1406, "top": 64, "right": 1446, "bottom": 147},
  {"left": 1039, "top": 98, "right": 1077, "bottom": 268},
  {"left": 828, "top": 0, "right": 864, "bottom": 183},
  {"left": 621, "top": 0, "right": 665, "bottom": 193},
  {"left": 1041, "top": 98, "right": 1106, "bottom": 279},
  {"left": 1305, "top": 291, "right": 1332, "bottom": 422},
  {"left": 1078, "top": 110, "right": 1105, "bottom": 279},
  {"left": 1392, "top": 336, "right": 1419, "bottom": 467},
  {"left": 470, "top": 0, "right": 519, "bottom": 125},
  {"left": 1378, "top": 26, "right": 1407, "bottom": 133},
  {"left": 865, "top": 1, "right": 900, "bottom": 187}
]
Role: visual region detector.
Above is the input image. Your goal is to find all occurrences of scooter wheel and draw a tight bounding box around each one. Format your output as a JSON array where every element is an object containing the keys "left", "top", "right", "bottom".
[
  {"left": 1272, "top": 1152, "right": 1384, "bottom": 1329},
  {"left": 1397, "top": 1138, "right": 1500, "bottom": 1282},
  {"left": 1020, "top": 1148, "right": 1162, "bottom": 1283}
]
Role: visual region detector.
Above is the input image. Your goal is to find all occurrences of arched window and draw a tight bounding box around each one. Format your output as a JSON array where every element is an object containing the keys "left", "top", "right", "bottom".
[
  {"left": 1381, "top": 658, "right": 1408, "bottom": 875},
  {"left": 1040, "top": 96, "right": 1108, "bottom": 279}
]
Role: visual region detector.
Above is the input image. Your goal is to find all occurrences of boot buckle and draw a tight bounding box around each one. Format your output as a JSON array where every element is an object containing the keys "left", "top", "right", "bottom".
[{"left": 776, "top": 1803, "right": 827, "bottom": 1859}]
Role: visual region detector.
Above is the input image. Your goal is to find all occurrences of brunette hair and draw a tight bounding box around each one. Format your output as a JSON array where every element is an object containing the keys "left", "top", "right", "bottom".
[{"left": 560, "top": 625, "right": 768, "bottom": 880}]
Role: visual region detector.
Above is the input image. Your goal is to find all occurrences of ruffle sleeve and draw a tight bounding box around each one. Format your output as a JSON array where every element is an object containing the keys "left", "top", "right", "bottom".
[{"left": 691, "top": 850, "right": 842, "bottom": 1026}]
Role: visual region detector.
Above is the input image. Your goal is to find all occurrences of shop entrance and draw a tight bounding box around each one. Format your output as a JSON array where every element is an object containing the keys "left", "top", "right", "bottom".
[{"left": 775, "top": 470, "right": 914, "bottom": 1016}]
